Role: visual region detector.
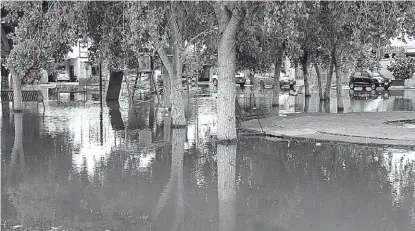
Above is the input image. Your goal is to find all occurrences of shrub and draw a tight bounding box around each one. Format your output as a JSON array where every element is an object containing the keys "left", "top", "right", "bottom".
[{"left": 387, "top": 57, "right": 415, "bottom": 80}]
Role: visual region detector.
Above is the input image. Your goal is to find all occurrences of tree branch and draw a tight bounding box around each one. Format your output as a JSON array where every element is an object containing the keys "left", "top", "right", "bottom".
[{"left": 184, "top": 27, "right": 218, "bottom": 50}]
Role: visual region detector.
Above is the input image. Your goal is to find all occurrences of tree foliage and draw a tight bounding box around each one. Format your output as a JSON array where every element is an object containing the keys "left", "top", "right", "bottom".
[
  {"left": 2, "top": 1, "right": 87, "bottom": 83},
  {"left": 387, "top": 57, "right": 415, "bottom": 80}
]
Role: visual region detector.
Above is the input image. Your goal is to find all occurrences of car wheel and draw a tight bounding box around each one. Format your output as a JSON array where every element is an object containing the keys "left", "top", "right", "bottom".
[
  {"left": 371, "top": 83, "right": 377, "bottom": 90},
  {"left": 213, "top": 78, "right": 218, "bottom": 87},
  {"left": 349, "top": 82, "right": 355, "bottom": 90},
  {"left": 260, "top": 80, "right": 265, "bottom": 89}
]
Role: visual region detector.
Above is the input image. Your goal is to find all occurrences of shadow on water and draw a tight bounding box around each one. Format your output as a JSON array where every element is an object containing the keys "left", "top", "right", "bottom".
[{"left": 1, "top": 88, "right": 415, "bottom": 230}]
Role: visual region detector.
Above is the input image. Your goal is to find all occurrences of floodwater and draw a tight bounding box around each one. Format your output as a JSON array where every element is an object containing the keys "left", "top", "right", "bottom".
[{"left": 1, "top": 86, "right": 415, "bottom": 231}]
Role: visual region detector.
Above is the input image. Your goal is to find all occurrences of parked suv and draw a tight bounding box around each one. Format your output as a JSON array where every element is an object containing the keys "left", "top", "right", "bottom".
[{"left": 349, "top": 70, "right": 391, "bottom": 90}]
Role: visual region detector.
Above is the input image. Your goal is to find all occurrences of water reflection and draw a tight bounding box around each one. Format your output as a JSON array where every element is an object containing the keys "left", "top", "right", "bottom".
[
  {"left": 217, "top": 144, "right": 237, "bottom": 231},
  {"left": 1, "top": 89, "right": 415, "bottom": 230},
  {"left": 275, "top": 89, "right": 415, "bottom": 114},
  {"left": 107, "top": 100, "right": 125, "bottom": 131},
  {"left": 8, "top": 113, "right": 25, "bottom": 185},
  {"left": 153, "top": 128, "right": 186, "bottom": 231}
]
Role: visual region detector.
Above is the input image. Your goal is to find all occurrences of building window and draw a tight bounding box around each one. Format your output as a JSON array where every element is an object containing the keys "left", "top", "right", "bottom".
[{"left": 384, "top": 54, "right": 390, "bottom": 59}]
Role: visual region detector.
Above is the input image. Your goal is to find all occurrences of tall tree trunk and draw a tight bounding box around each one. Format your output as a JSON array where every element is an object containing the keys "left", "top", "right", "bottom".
[
  {"left": 1, "top": 66, "right": 10, "bottom": 112},
  {"left": 215, "top": 4, "right": 243, "bottom": 141},
  {"left": 169, "top": 69, "right": 186, "bottom": 128},
  {"left": 169, "top": 8, "right": 186, "bottom": 127},
  {"left": 313, "top": 63, "right": 324, "bottom": 100},
  {"left": 162, "top": 64, "right": 171, "bottom": 108},
  {"left": 1, "top": 65, "right": 9, "bottom": 89},
  {"left": 301, "top": 53, "right": 311, "bottom": 97},
  {"left": 333, "top": 47, "right": 344, "bottom": 111},
  {"left": 324, "top": 48, "right": 335, "bottom": 100},
  {"left": 10, "top": 68, "right": 23, "bottom": 112},
  {"left": 156, "top": 8, "right": 186, "bottom": 127},
  {"left": 217, "top": 143, "right": 237, "bottom": 231},
  {"left": 272, "top": 44, "right": 285, "bottom": 108}
]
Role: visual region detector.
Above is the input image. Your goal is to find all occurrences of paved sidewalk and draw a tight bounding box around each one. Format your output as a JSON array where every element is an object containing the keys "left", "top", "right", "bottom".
[{"left": 242, "top": 111, "right": 415, "bottom": 148}]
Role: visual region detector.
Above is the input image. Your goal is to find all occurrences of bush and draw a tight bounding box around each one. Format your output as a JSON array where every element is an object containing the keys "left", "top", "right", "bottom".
[{"left": 387, "top": 57, "right": 415, "bottom": 80}]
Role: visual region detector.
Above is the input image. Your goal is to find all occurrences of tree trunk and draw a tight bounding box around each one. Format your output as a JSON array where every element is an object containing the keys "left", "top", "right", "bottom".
[
  {"left": 333, "top": 48, "right": 344, "bottom": 112},
  {"left": 170, "top": 54, "right": 186, "bottom": 127},
  {"left": 313, "top": 63, "right": 324, "bottom": 100},
  {"left": 11, "top": 68, "right": 23, "bottom": 112},
  {"left": 217, "top": 143, "right": 237, "bottom": 231},
  {"left": 162, "top": 65, "right": 171, "bottom": 108},
  {"left": 272, "top": 45, "right": 285, "bottom": 108},
  {"left": 215, "top": 4, "right": 243, "bottom": 141},
  {"left": 1, "top": 66, "right": 10, "bottom": 112},
  {"left": 324, "top": 48, "right": 335, "bottom": 100},
  {"left": 155, "top": 8, "right": 187, "bottom": 128},
  {"left": 301, "top": 53, "right": 311, "bottom": 97},
  {"left": 1, "top": 65, "right": 9, "bottom": 89}
]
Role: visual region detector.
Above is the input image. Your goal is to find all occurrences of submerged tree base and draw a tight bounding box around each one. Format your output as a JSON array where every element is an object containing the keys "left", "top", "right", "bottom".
[
  {"left": 171, "top": 124, "right": 187, "bottom": 129},
  {"left": 217, "top": 139, "right": 238, "bottom": 145}
]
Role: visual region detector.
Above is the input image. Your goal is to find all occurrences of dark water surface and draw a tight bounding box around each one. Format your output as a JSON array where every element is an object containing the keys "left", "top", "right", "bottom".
[{"left": 1, "top": 87, "right": 415, "bottom": 231}]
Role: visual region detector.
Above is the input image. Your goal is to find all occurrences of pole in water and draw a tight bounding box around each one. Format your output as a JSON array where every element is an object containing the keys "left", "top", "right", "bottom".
[{"left": 99, "top": 62, "right": 103, "bottom": 108}]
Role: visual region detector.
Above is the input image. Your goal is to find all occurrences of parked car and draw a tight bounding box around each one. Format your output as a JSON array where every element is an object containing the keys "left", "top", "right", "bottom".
[
  {"left": 349, "top": 70, "right": 391, "bottom": 90},
  {"left": 256, "top": 72, "right": 296, "bottom": 89},
  {"left": 211, "top": 68, "right": 246, "bottom": 87}
]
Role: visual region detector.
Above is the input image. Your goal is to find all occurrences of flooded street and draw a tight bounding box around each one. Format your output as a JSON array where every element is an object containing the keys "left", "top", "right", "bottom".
[{"left": 1, "top": 87, "right": 415, "bottom": 231}]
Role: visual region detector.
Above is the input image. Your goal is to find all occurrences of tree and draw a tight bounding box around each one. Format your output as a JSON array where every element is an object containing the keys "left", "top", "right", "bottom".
[
  {"left": 260, "top": 2, "right": 302, "bottom": 107},
  {"left": 236, "top": 2, "right": 302, "bottom": 108},
  {"left": 2, "top": 1, "right": 87, "bottom": 111},
  {"left": 317, "top": 1, "right": 412, "bottom": 110},
  {"left": 126, "top": 1, "right": 215, "bottom": 127},
  {"left": 214, "top": 2, "right": 245, "bottom": 141},
  {"left": 387, "top": 57, "right": 415, "bottom": 80}
]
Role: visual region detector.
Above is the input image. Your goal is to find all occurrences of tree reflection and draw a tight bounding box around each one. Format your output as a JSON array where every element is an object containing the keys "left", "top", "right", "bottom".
[
  {"left": 7, "top": 112, "right": 25, "bottom": 185},
  {"left": 153, "top": 128, "right": 186, "bottom": 231},
  {"left": 304, "top": 96, "right": 310, "bottom": 113},
  {"left": 217, "top": 144, "right": 237, "bottom": 231}
]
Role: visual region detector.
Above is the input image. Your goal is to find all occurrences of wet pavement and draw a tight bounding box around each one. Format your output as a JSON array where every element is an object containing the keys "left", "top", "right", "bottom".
[{"left": 1, "top": 86, "right": 415, "bottom": 230}]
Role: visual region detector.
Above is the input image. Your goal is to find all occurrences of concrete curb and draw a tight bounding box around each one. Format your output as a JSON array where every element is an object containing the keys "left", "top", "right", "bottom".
[
  {"left": 242, "top": 112, "right": 415, "bottom": 149},
  {"left": 241, "top": 128, "right": 415, "bottom": 150}
]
